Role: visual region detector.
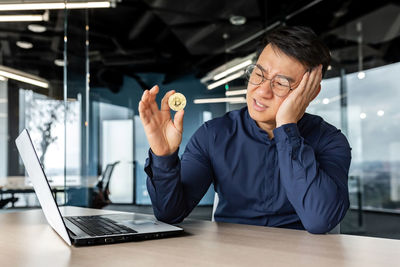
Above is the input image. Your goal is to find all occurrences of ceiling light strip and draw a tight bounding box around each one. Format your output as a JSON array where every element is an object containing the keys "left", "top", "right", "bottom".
[
  {"left": 225, "top": 89, "right": 247, "bottom": 96},
  {"left": 0, "top": 1, "right": 111, "bottom": 11},
  {"left": 0, "top": 14, "right": 45, "bottom": 22},
  {"left": 213, "top": 59, "right": 252, "bottom": 81},
  {"left": 66, "top": 1, "right": 111, "bottom": 9},
  {"left": 0, "top": 65, "right": 49, "bottom": 88},
  {"left": 207, "top": 71, "right": 245, "bottom": 90},
  {"left": 194, "top": 97, "right": 246, "bottom": 104}
]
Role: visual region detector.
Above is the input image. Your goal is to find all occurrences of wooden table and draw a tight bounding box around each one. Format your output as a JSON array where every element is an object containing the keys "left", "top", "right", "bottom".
[{"left": 0, "top": 206, "right": 399, "bottom": 267}]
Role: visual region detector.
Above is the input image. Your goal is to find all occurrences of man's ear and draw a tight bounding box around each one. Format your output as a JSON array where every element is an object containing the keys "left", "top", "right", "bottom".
[{"left": 312, "top": 84, "right": 321, "bottom": 101}]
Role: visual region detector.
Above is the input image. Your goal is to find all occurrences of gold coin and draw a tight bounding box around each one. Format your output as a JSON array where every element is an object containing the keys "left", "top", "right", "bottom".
[{"left": 168, "top": 92, "right": 186, "bottom": 111}]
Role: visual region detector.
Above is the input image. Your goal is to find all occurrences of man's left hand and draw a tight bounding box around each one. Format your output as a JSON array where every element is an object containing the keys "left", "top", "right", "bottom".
[{"left": 276, "top": 64, "right": 323, "bottom": 128}]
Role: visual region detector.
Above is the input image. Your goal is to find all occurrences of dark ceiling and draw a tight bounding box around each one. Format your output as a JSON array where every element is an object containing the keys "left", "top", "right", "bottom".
[{"left": 1, "top": 0, "right": 400, "bottom": 93}]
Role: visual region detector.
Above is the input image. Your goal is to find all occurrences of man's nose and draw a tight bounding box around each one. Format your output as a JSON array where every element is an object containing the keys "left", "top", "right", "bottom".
[{"left": 255, "top": 80, "right": 274, "bottom": 99}]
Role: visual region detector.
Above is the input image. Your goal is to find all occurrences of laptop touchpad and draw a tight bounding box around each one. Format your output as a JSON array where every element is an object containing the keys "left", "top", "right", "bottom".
[{"left": 123, "top": 219, "right": 155, "bottom": 226}]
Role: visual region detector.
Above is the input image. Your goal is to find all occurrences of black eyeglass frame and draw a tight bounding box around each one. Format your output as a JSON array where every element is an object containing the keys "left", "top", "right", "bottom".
[{"left": 244, "top": 64, "right": 302, "bottom": 97}]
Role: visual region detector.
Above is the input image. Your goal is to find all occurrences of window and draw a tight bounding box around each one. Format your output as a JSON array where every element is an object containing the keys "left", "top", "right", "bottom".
[{"left": 307, "top": 62, "right": 400, "bottom": 212}]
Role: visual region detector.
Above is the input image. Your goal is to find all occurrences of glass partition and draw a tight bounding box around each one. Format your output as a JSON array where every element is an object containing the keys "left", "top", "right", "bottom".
[
  {"left": 0, "top": 9, "right": 66, "bottom": 207},
  {"left": 307, "top": 62, "right": 400, "bottom": 235},
  {"left": 346, "top": 62, "right": 400, "bottom": 212},
  {"left": 307, "top": 77, "right": 341, "bottom": 128},
  {"left": 0, "top": 81, "right": 7, "bottom": 181},
  {"left": 64, "top": 8, "right": 92, "bottom": 207}
]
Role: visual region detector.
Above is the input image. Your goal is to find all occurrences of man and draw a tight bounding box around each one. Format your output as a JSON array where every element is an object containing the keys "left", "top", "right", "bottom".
[{"left": 138, "top": 26, "right": 351, "bottom": 234}]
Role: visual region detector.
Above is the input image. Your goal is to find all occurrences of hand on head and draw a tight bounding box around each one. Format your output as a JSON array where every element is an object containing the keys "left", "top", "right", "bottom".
[{"left": 275, "top": 64, "right": 323, "bottom": 127}]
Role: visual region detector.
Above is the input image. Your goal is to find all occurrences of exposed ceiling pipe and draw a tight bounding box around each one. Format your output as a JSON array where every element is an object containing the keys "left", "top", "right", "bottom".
[
  {"left": 225, "top": 0, "right": 325, "bottom": 53},
  {"left": 128, "top": 11, "right": 154, "bottom": 40}
]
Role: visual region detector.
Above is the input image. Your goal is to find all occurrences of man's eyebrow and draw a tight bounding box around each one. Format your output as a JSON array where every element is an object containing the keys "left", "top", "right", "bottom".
[
  {"left": 279, "top": 75, "right": 295, "bottom": 83},
  {"left": 256, "top": 64, "right": 267, "bottom": 73},
  {"left": 256, "top": 63, "right": 296, "bottom": 83}
]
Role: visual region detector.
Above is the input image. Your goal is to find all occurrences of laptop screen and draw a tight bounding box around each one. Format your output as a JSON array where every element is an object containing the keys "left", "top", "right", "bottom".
[{"left": 15, "top": 129, "right": 72, "bottom": 246}]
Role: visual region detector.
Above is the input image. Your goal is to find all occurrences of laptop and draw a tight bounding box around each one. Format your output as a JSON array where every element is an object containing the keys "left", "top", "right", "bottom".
[{"left": 15, "top": 129, "right": 183, "bottom": 246}]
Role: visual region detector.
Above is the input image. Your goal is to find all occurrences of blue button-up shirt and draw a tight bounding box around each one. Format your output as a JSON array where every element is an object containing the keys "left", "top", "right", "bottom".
[{"left": 145, "top": 107, "right": 351, "bottom": 234}]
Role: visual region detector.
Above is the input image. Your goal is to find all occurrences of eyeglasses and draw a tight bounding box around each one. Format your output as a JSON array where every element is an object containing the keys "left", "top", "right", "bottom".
[{"left": 244, "top": 64, "right": 292, "bottom": 97}]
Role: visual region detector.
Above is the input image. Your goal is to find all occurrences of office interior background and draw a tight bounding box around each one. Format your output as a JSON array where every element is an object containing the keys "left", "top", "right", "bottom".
[{"left": 0, "top": 0, "right": 400, "bottom": 239}]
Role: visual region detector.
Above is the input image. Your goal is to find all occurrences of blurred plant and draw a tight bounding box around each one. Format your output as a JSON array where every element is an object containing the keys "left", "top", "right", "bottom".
[{"left": 23, "top": 90, "right": 77, "bottom": 170}]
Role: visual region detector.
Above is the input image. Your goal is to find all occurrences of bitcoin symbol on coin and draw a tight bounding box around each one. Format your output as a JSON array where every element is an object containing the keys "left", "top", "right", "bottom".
[{"left": 168, "top": 93, "right": 186, "bottom": 111}]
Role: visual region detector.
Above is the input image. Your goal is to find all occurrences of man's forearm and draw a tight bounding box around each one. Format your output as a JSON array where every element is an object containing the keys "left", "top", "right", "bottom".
[
  {"left": 274, "top": 123, "right": 351, "bottom": 234},
  {"left": 144, "top": 124, "right": 214, "bottom": 224},
  {"left": 145, "top": 149, "right": 189, "bottom": 224}
]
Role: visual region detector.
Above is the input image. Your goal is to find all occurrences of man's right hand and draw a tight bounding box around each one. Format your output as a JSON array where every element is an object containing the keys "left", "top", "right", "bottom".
[{"left": 138, "top": 85, "right": 185, "bottom": 156}]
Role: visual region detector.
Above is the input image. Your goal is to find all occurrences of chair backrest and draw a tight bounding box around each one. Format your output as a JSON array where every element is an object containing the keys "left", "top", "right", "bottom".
[
  {"left": 211, "top": 192, "right": 340, "bottom": 234},
  {"left": 96, "top": 161, "right": 120, "bottom": 197},
  {"left": 0, "top": 197, "right": 18, "bottom": 209},
  {"left": 211, "top": 192, "right": 219, "bottom": 222},
  {"left": 92, "top": 161, "right": 120, "bottom": 208},
  {"left": 102, "top": 161, "right": 120, "bottom": 193},
  {"left": 328, "top": 223, "right": 341, "bottom": 234}
]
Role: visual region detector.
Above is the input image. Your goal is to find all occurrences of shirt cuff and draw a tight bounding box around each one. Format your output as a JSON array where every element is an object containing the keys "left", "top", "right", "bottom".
[
  {"left": 148, "top": 148, "right": 179, "bottom": 170},
  {"left": 273, "top": 123, "right": 301, "bottom": 147}
]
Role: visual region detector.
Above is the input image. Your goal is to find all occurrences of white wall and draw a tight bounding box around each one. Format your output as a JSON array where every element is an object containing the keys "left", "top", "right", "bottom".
[{"left": 102, "top": 120, "right": 133, "bottom": 203}]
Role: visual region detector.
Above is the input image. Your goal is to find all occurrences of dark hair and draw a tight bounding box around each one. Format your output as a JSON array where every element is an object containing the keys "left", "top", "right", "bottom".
[{"left": 256, "top": 26, "right": 331, "bottom": 77}]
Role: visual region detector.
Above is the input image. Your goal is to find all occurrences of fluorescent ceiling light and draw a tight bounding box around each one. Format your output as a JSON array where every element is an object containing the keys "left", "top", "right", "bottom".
[
  {"left": 0, "top": 1, "right": 112, "bottom": 11},
  {"left": 213, "top": 59, "right": 252, "bottom": 81},
  {"left": 207, "top": 71, "right": 245, "bottom": 90},
  {"left": 225, "top": 89, "right": 247, "bottom": 96},
  {"left": 28, "top": 24, "right": 47, "bottom": 33},
  {"left": 0, "top": 14, "right": 45, "bottom": 22},
  {"left": 194, "top": 97, "right": 246, "bottom": 104},
  {"left": 322, "top": 98, "right": 330, "bottom": 104},
  {"left": 310, "top": 94, "right": 344, "bottom": 106},
  {"left": 54, "top": 59, "right": 65, "bottom": 67},
  {"left": 67, "top": 2, "right": 111, "bottom": 9},
  {"left": 229, "top": 15, "right": 247, "bottom": 26},
  {"left": 0, "top": 10, "right": 49, "bottom": 22},
  {"left": 16, "top": 41, "right": 33, "bottom": 49},
  {"left": 0, "top": 3, "right": 64, "bottom": 10},
  {"left": 0, "top": 65, "right": 49, "bottom": 88},
  {"left": 201, "top": 53, "right": 255, "bottom": 84}
]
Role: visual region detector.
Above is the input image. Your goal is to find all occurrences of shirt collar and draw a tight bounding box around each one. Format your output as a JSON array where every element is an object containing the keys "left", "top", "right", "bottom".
[{"left": 243, "top": 107, "right": 274, "bottom": 144}]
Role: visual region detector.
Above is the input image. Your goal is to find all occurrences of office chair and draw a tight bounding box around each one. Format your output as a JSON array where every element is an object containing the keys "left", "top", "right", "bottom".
[
  {"left": 92, "top": 161, "right": 120, "bottom": 209},
  {"left": 211, "top": 193, "right": 340, "bottom": 234},
  {"left": 0, "top": 197, "right": 18, "bottom": 209},
  {"left": 211, "top": 192, "right": 219, "bottom": 222}
]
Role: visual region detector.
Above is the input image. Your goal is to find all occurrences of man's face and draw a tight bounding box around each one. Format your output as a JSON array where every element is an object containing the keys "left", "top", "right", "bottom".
[{"left": 246, "top": 44, "right": 307, "bottom": 129}]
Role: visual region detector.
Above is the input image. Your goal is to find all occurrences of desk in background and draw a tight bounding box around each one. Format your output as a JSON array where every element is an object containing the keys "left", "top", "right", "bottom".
[
  {"left": 0, "top": 206, "right": 399, "bottom": 266},
  {"left": 0, "top": 176, "right": 98, "bottom": 207}
]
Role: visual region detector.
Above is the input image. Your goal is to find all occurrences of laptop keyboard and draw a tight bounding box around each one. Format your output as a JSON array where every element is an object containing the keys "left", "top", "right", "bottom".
[{"left": 66, "top": 216, "right": 137, "bottom": 237}]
